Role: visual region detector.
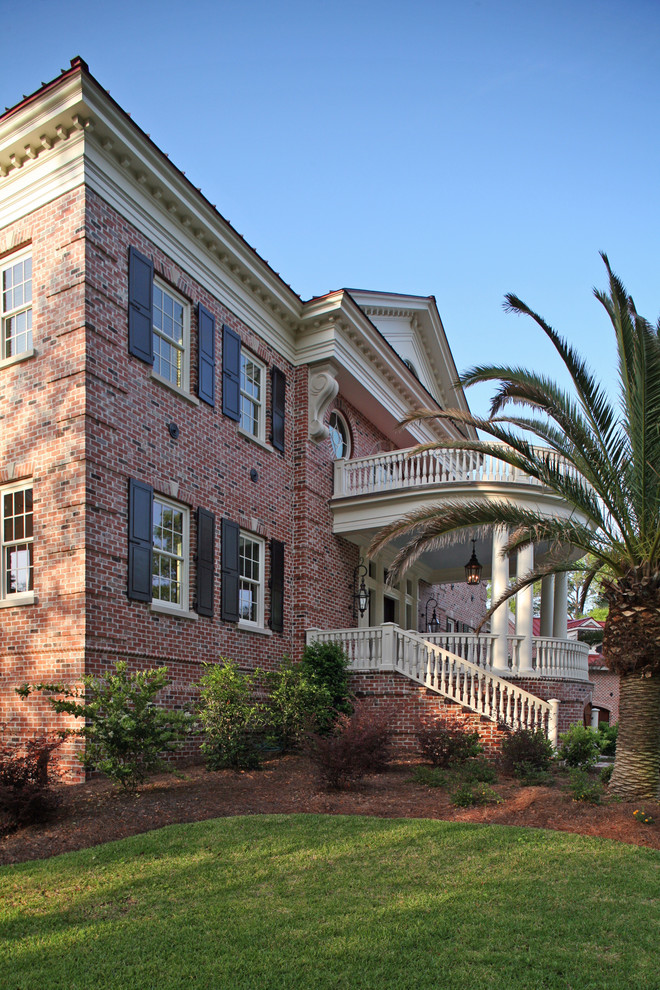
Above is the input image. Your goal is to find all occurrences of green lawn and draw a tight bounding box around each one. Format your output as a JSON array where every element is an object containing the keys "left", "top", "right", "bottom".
[{"left": 2, "top": 815, "right": 658, "bottom": 990}]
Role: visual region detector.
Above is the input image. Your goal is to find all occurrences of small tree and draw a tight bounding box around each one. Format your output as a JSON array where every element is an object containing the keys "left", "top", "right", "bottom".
[
  {"left": 197, "top": 659, "right": 264, "bottom": 770},
  {"left": 17, "top": 662, "right": 193, "bottom": 791},
  {"left": 300, "top": 641, "right": 352, "bottom": 730},
  {"left": 263, "top": 657, "right": 332, "bottom": 751}
]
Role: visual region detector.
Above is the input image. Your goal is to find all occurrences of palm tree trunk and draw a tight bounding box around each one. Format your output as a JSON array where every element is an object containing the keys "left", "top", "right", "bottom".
[{"left": 608, "top": 672, "right": 660, "bottom": 799}]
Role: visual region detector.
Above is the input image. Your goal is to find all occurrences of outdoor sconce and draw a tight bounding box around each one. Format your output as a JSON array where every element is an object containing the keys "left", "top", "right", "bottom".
[
  {"left": 353, "top": 557, "right": 369, "bottom": 619},
  {"left": 465, "top": 538, "right": 483, "bottom": 586},
  {"left": 425, "top": 597, "right": 441, "bottom": 633}
]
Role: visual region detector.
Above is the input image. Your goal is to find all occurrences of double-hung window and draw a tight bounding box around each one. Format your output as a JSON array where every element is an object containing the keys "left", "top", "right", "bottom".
[
  {"left": 238, "top": 532, "right": 264, "bottom": 626},
  {"left": 152, "top": 281, "right": 189, "bottom": 391},
  {"left": 1, "top": 484, "right": 34, "bottom": 601},
  {"left": 1, "top": 253, "right": 32, "bottom": 360},
  {"left": 152, "top": 496, "right": 189, "bottom": 611},
  {"left": 239, "top": 351, "right": 265, "bottom": 440}
]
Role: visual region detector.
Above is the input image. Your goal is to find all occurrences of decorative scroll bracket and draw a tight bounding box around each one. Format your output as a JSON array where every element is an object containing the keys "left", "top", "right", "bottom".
[{"left": 308, "top": 363, "right": 339, "bottom": 442}]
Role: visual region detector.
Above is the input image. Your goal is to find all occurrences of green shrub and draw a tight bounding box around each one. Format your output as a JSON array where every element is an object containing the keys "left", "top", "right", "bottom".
[
  {"left": 515, "top": 762, "right": 555, "bottom": 787},
  {"left": 457, "top": 758, "right": 498, "bottom": 785},
  {"left": 411, "top": 766, "right": 450, "bottom": 788},
  {"left": 598, "top": 722, "right": 618, "bottom": 756},
  {"left": 17, "top": 663, "right": 193, "bottom": 791},
  {"left": 558, "top": 724, "right": 601, "bottom": 768},
  {"left": 501, "top": 728, "right": 554, "bottom": 776},
  {"left": 416, "top": 718, "right": 482, "bottom": 768},
  {"left": 300, "top": 641, "right": 352, "bottom": 730},
  {"left": 307, "top": 702, "right": 391, "bottom": 790},
  {"left": 452, "top": 783, "right": 501, "bottom": 807},
  {"left": 600, "top": 764, "right": 614, "bottom": 785},
  {"left": 568, "top": 768, "right": 603, "bottom": 803},
  {"left": 198, "top": 659, "right": 264, "bottom": 770},
  {"left": 264, "top": 657, "right": 331, "bottom": 750}
]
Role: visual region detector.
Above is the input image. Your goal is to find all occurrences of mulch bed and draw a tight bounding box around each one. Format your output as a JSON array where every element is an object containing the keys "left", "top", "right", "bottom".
[{"left": 2, "top": 755, "right": 659, "bottom": 866}]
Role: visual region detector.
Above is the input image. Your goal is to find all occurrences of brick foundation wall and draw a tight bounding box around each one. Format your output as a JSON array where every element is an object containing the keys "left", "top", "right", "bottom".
[{"left": 350, "top": 670, "right": 509, "bottom": 758}]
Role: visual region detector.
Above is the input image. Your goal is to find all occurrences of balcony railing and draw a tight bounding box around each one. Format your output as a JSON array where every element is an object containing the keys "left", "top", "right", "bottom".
[{"left": 333, "top": 445, "right": 579, "bottom": 499}]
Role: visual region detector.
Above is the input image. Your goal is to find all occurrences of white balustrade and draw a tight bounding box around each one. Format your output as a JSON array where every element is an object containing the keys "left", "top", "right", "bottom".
[
  {"left": 306, "top": 625, "right": 557, "bottom": 743},
  {"left": 334, "top": 444, "right": 580, "bottom": 500}
]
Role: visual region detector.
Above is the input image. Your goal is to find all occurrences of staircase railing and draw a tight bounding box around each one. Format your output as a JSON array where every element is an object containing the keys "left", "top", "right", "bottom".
[{"left": 306, "top": 624, "right": 559, "bottom": 744}]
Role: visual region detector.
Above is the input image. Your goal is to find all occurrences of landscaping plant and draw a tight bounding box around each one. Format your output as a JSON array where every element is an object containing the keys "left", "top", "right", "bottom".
[
  {"left": 307, "top": 701, "right": 391, "bottom": 790},
  {"left": 568, "top": 768, "right": 603, "bottom": 804},
  {"left": 500, "top": 727, "right": 554, "bottom": 777},
  {"left": 452, "top": 782, "right": 501, "bottom": 807},
  {"left": 300, "top": 641, "right": 352, "bottom": 730},
  {"left": 17, "top": 663, "right": 192, "bottom": 791},
  {"left": 197, "top": 659, "right": 265, "bottom": 770},
  {"left": 416, "top": 717, "right": 482, "bottom": 768},
  {"left": 0, "top": 730, "right": 64, "bottom": 831},
  {"left": 263, "top": 656, "right": 332, "bottom": 750},
  {"left": 598, "top": 722, "right": 618, "bottom": 756},
  {"left": 558, "top": 724, "right": 601, "bottom": 769}
]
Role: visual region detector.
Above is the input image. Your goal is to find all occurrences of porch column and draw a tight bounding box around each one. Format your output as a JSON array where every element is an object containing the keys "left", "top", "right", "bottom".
[
  {"left": 539, "top": 575, "right": 555, "bottom": 637},
  {"left": 491, "top": 526, "right": 510, "bottom": 673},
  {"left": 516, "top": 544, "right": 534, "bottom": 674},
  {"left": 552, "top": 572, "right": 568, "bottom": 639}
]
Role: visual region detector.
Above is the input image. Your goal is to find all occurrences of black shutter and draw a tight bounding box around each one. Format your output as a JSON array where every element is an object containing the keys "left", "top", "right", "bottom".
[
  {"left": 196, "top": 507, "right": 215, "bottom": 617},
  {"left": 197, "top": 304, "right": 216, "bottom": 407},
  {"left": 271, "top": 367, "right": 286, "bottom": 452},
  {"left": 270, "top": 539, "right": 284, "bottom": 633},
  {"left": 222, "top": 325, "right": 241, "bottom": 421},
  {"left": 127, "top": 478, "right": 153, "bottom": 601},
  {"left": 128, "top": 247, "right": 154, "bottom": 364},
  {"left": 221, "top": 518, "right": 240, "bottom": 621}
]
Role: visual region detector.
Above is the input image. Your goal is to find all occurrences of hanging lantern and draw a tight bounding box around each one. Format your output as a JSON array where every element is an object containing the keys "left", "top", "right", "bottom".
[{"left": 464, "top": 539, "right": 482, "bottom": 586}]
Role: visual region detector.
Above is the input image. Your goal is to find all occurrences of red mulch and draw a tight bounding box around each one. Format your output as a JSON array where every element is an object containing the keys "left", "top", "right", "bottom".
[{"left": 2, "top": 755, "right": 659, "bottom": 866}]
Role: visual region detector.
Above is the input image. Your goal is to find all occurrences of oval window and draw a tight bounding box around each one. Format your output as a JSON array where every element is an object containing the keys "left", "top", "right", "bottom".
[{"left": 328, "top": 411, "right": 351, "bottom": 459}]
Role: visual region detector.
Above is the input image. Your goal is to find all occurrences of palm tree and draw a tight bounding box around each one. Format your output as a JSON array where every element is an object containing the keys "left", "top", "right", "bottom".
[{"left": 371, "top": 255, "right": 660, "bottom": 799}]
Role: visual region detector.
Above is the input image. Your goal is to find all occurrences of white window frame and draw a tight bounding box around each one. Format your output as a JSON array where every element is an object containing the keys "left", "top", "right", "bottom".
[
  {"left": 239, "top": 350, "right": 266, "bottom": 442},
  {"left": 151, "top": 278, "right": 190, "bottom": 394},
  {"left": 0, "top": 482, "right": 34, "bottom": 605},
  {"left": 151, "top": 494, "right": 189, "bottom": 614},
  {"left": 328, "top": 410, "right": 351, "bottom": 459},
  {"left": 1, "top": 250, "right": 33, "bottom": 365},
  {"left": 238, "top": 531, "right": 265, "bottom": 628}
]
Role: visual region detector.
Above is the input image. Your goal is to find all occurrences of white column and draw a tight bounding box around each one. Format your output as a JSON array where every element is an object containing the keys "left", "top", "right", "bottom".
[
  {"left": 548, "top": 699, "right": 560, "bottom": 748},
  {"left": 491, "top": 526, "right": 510, "bottom": 673},
  {"left": 590, "top": 707, "right": 600, "bottom": 730},
  {"left": 516, "top": 544, "right": 534, "bottom": 674},
  {"left": 553, "top": 572, "right": 568, "bottom": 639},
  {"left": 539, "top": 575, "right": 555, "bottom": 637}
]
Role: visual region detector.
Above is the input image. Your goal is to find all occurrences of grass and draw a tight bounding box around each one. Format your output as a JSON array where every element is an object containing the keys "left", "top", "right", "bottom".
[{"left": 2, "top": 815, "right": 659, "bottom": 990}]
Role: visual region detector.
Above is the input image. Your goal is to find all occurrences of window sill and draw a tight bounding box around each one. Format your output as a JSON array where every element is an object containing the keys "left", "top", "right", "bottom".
[
  {"left": 237, "top": 427, "right": 274, "bottom": 453},
  {"left": 150, "top": 601, "right": 199, "bottom": 620},
  {"left": 0, "top": 347, "right": 36, "bottom": 370},
  {"left": 0, "top": 592, "right": 36, "bottom": 608},
  {"left": 150, "top": 370, "right": 200, "bottom": 406},
  {"left": 238, "top": 620, "right": 272, "bottom": 636}
]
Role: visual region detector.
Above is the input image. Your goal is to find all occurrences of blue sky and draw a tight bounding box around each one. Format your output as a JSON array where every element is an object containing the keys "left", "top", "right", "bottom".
[{"left": 3, "top": 0, "right": 658, "bottom": 415}]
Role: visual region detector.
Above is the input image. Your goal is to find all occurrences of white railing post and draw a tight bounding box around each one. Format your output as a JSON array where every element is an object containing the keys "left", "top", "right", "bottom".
[
  {"left": 590, "top": 707, "right": 600, "bottom": 730},
  {"left": 333, "top": 460, "right": 346, "bottom": 496},
  {"left": 381, "top": 622, "right": 397, "bottom": 670},
  {"left": 548, "top": 699, "right": 560, "bottom": 748}
]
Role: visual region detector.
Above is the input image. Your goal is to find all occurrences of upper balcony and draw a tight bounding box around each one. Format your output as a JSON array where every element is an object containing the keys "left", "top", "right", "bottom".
[{"left": 331, "top": 445, "right": 584, "bottom": 583}]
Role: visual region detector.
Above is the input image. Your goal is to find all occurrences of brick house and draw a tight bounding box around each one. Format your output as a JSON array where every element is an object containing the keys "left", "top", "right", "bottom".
[{"left": 0, "top": 59, "right": 592, "bottom": 779}]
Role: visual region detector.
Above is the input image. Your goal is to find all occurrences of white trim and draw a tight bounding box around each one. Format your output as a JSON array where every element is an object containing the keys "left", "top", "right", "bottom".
[
  {"left": 151, "top": 494, "right": 189, "bottom": 613},
  {"left": 0, "top": 591, "right": 35, "bottom": 608},
  {"left": 152, "top": 277, "right": 190, "bottom": 393},
  {"left": 1, "top": 248, "right": 33, "bottom": 361},
  {"left": 1, "top": 480, "right": 34, "bottom": 601},
  {"left": 238, "top": 620, "right": 272, "bottom": 636},
  {"left": 239, "top": 350, "right": 266, "bottom": 443},
  {"left": 238, "top": 531, "right": 265, "bottom": 628},
  {"left": 237, "top": 426, "right": 274, "bottom": 453},
  {"left": 150, "top": 600, "right": 198, "bottom": 620},
  {"left": 0, "top": 346, "right": 35, "bottom": 370}
]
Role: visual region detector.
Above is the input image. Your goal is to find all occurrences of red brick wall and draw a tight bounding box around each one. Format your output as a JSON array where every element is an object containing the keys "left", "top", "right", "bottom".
[
  {"left": 419, "top": 579, "right": 488, "bottom": 634},
  {"left": 0, "top": 189, "right": 88, "bottom": 780},
  {"left": 350, "top": 671, "right": 509, "bottom": 758},
  {"left": 590, "top": 668, "right": 619, "bottom": 723}
]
